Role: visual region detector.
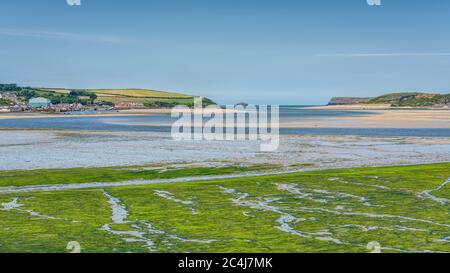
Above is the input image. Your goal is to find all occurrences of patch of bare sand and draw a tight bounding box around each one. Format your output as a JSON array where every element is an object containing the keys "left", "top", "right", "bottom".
[
  {"left": 0, "top": 108, "right": 240, "bottom": 120},
  {"left": 0, "top": 112, "right": 147, "bottom": 120},
  {"left": 281, "top": 109, "right": 450, "bottom": 129},
  {"left": 2, "top": 108, "right": 450, "bottom": 129},
  {"left": 307, "top": 104, "right": 393, "bottom": 110}
]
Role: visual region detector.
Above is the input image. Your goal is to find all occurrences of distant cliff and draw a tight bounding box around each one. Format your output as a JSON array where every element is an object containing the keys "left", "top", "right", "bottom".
[
  {"left": 328, "top": 97, "right": 372, "bottom": 105},
  {"left": 328, "top": 92, "right": 450, "bottom": 107}
]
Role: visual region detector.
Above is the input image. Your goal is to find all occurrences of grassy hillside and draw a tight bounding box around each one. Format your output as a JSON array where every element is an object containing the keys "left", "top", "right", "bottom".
[
  {"left": 40, "top": 88, "right": 190, "bottom": 97},
  {"left": 368, "top": 92, "right": 424, "bottom": 104},
  {"left": 329, "top": 92, "right": 450, "bottom": 107},
  {"left": 367, "top": 92, "right": 450, "bottom": 107},
  {"left": 91, "top": 89, "right": 191, "bottom": 98},
  {"left": 0, "top": 163, "right": 449, "bottom": 253},
  {"left": 37, "top": 88, "right": 215, "bottom": 107},
  {"left": 392, "top": 94, "right": 450, "bottom": 107}
]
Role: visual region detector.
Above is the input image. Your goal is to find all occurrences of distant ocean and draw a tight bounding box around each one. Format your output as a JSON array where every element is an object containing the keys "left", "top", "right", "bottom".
[{"left": 0, "top": 106, "right": 450, "bottom": 137}]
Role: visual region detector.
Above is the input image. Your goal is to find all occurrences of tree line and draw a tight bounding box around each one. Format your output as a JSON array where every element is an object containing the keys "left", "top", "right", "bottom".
[{"left": 0, "top": 84, "right": 100, "bottom": 105}]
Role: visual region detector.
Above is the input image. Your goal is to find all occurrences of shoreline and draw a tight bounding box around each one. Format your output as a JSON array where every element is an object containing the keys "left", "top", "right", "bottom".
[
  {"left": 280, "top": 108, "right": 450, "bottom": 129},
  {"left": 2, "top": 107, "right": 450, "bottom": 129},
  {"left": 306, "top": 104, "right": 450, "bottom": 110},
  {"left": 0, "top": 108, "right": 243, "bottom": 120},
  {"left": 1, "top": 130, "right": 450, "bottom": 171},
  {"left": 0, "top": 109, "right": 175, "bottom": 120}
]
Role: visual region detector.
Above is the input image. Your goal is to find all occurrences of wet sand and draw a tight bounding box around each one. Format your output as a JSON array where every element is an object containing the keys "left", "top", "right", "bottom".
[
  {"left": 1, "top": 130, "right": 450, "bottom": 171},
  {"left": 0, "top": 109, "right": 175, "bottom": 120},
  {"left": 2, "top": 107, "right": 450, "bottom": 129},
  {"left": 0, "top": 112, "right": 145, "bottom": 120},
  {"left": 0, "top": 108, "right": 236, "bottom": 120},
  {"left": 283, "top": 108, "right": 450, "bottom": 129},
  {"left": 307, "top": 104, "right": 393, "bottom": 110}
]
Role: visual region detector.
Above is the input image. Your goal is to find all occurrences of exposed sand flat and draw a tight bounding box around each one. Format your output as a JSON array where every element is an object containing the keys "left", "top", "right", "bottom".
[
  {"left": 0, "top": 112, "right": 148, "bottom": 120},
  {"left": 2, "top": 107, "right": 450, "bottom": 129},
  {"left": 0, "top": 108, "right": 240, "bottom": 120},
  {"left": 282, "top": 109, "right": 450, "bottom": 129},
  {"left": 0, "top": 130, "right": 450, "bottom": 171},
  {"left": 308, "top": 104, "right": 395, "bottom": 110}
]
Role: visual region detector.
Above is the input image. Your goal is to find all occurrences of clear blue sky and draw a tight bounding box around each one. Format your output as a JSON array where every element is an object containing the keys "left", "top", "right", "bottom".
[{"left": 1, "top": 0, "right": 449, "bottom": 105}]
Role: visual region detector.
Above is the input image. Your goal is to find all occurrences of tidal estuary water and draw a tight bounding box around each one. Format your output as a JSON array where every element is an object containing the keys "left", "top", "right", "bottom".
[
  {"left": 0, "top": 108, "right": 450, "bottom": 137},
  {"left": 0, "top": 130, "right": 450, "bottom": 171},
  {"left": 0, "top": 107, "right": 449, "bottom": 171}
]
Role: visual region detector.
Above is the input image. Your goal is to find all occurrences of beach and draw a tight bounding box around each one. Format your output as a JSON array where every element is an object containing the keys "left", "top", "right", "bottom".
[
  {"left": 283, "top": 108, "right": 450, "bottom": 129},
  {"left": 0, "top": 108, "right": 238, "bottom": 120},
  {"left": 1, "top": 129, "right": 450, "bottom": 171},
  {"left": 2, "top": 107, "right": 450, "bottom": 129}
]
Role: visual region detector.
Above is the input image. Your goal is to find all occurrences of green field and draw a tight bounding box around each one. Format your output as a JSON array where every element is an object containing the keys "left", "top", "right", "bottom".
[
  {"left": 42, "top": 88, "right": 191, "bottom": 98},
  {"left": 0, "top": 163, "right": 449, "bottom": 253},
  {"left": 90, "top": 89, "right": 192, "bottom": 98},
  {"left": 38, "top": 88, "right": 201, "bottom": 105},
  {"left": 1, "top": 85, "right": 216, "bottom": 107}
]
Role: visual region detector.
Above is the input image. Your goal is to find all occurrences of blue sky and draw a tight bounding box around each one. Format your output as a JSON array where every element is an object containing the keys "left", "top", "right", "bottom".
[{"left": 0, "top": 0, "right": 449, "bottom": 104}]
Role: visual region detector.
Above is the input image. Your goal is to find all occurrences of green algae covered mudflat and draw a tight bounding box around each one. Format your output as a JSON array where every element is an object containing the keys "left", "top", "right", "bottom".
[{"left": 0, "top": 163, "right": 449, "bottom": 253}]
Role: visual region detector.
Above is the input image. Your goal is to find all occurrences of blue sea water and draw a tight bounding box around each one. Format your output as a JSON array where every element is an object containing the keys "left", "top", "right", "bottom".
[{"left": 0, "top": 107, "right": 449, "bottom": 137}]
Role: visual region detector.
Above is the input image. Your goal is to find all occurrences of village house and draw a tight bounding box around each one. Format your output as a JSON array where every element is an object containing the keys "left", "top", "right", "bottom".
[
  {"left": 8, "top": 105, "right": 26, "bottom": 112},
  {"left": 129, "top": 102, "right": 145, "bottom": 109},
  {"left": 28, "top": 97, "right": 51, "bottom": 108},
  {"left": 114, "top": 102, "right": 131, "bottom": 110},
  {"left": 0, "top": 106, "right": 11, "bottom": 113},
  {"left": 0, "top": 92, "right": 19, "bottom": 102},
  {"left": 48, "top": 102, "right": 84, "bottom": 112},
  {"left": 114, "top": 102, "right": 145, "bottom": 110}
]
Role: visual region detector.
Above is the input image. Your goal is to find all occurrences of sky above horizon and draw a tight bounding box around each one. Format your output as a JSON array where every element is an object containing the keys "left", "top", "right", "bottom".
[{"left": 1, "top": 0, "right": 450, "bottom": 105}]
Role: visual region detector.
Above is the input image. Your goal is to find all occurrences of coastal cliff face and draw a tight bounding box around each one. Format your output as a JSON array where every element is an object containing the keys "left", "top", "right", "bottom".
[
  {"left": 328, "top": 92, "right": 450, "bottom": 107},
  {"left": 328, "top": 97, "right": 372, "bottom": 105}
]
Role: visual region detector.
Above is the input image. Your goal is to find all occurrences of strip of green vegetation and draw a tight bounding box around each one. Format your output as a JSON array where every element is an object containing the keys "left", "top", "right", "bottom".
[
  {"left": 0, "top": 163, "right": 449, "bottom": 253},
  {"left": 0, "top": 83, "right": 217, "bottom": 107},
  {"left": 368, "top": 92, "right": 450, "bottom": 107},
  {"left": 0, "top": 99, "right": 13, "bottom": 106},
  {"left": 0, "top": 164, "right": 279, "bottom": 187},
  {"left": 143, "top": 97, "right": 215, "bottom": 108}
]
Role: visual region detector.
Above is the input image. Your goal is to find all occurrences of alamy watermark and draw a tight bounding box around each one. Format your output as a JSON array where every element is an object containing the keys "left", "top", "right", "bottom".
[
  {"left": 66, "top": 0, "right": 81, "bottom": 6},
  {"left": 367, "top": 0, "right": 382, "bottom": 6},
  {"left": 66, "top": 1, "right": 381, "bottom": 7},
  {"left": 367, "top": 241, "right": 382, "bottom": 253},
  {"left": 171, "top": 97, "right": 279, "bottom": 152},
  {"left": 66, "top": 241, "right": 81, "bottom": 253},
  {"left": 66, "top": 240, "right": 381, "bottom": 253}
]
